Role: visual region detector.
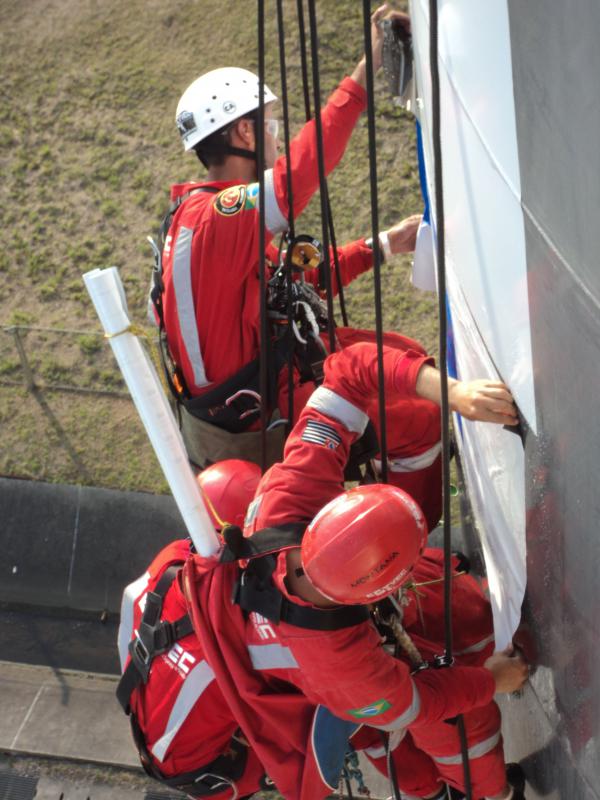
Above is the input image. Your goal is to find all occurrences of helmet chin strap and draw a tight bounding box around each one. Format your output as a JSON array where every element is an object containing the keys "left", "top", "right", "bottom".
[{"left": 224, "top": 144, "right": 257, "bottom": 161}]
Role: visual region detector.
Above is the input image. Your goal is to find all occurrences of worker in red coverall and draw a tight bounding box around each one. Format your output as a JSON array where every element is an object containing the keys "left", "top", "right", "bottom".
[
  {"left": 182, "top": 342, "right": 528, "bottom": 800},
  {"left": 156, "top": 5, "right": 422, "bottom": 466},
  {"left": 117, "top": 460, "right": 270, "bottom": 799}
]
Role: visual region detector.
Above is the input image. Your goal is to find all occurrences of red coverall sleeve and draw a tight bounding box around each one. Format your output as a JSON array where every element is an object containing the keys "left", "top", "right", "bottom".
[
  {"left": 303, "top": 238, "right": 374, "bottom": 296},
  {"left": 320, "top": 342, "right": 434, "bottom": 414},
  {"left": 272, "top": 77, "right": 367, "bottom": 223},
  {"left": 282, "top": 622, "right": 496, "bottom": 730},
  {"left": 248, "top": 343, "right": 433, "bottom": 530}
]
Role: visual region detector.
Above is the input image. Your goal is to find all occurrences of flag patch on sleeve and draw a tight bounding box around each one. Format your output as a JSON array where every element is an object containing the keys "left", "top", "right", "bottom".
[
  {"left": 301, "top": 419, "right": 342, "bottom": 450},
  {"left": 347, "top": 699, "right": 391, "bottom": 719}
]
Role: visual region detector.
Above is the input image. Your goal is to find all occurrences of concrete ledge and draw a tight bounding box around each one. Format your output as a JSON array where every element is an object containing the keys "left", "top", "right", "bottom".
[
  {"left": 0, "top": 478, "right": 185, "bottom": 614},
  {"left": 0, "top": 661, "right": 138, "bottom": 768}
]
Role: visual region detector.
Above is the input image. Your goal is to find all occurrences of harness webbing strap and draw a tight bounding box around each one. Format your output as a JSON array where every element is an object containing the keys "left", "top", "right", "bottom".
[
  {"left": 222, "top": 523, "right": 371, "bottom": 631},
  {"left": 116, "top": 563, "right": 193, "bottom": 713},
  {"left": 220, "top": 522, "right": 306, "bottom": 562},
  {"left": 130, "top": 713, "right": 250, "bottom": 797}
]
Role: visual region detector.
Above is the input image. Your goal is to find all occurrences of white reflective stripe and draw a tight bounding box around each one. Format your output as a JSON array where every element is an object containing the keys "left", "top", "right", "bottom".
[
  {"left": 307, "top": 387, "right": 369, "bottom": 435},
  {"left": 150, "top": 660, "right": 216, "bottom": 763},
  {"left": 454, "top": 633, "right": 496, "bottom": 656},
  {"left": 263, "top": 169, "right": 288, "bottom": 233},
  {"left": 364, "top": 744, "right": 386, "bottom": 759},
  {"left": 374, "top": 441, "right": 442, "bottom": 474},
  {"left": 117, "top": 571, "right": 150, "bottom": 671},
  {"left": 172, "top": 226, "right": 210, "bottom": 388},
  {"left": 433, "top": 729, "right": 502, "bottom": 765},
  {"left": 363, "top": 727, "right": 406, "bottom": 760},
  {"left": 375, "top": 682, "right": 421, "bottom": 731},
  {"left": 248, "top": 643, "right": 298, "bottom": 670}
]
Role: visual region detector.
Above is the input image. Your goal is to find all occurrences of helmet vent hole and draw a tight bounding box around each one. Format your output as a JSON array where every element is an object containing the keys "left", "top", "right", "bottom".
[
  {"left": 210, "top": 118, "right": 215, "bottom": 123},
  {"left": 212, "top": 95, "right": 217, "bottom": 99},
  {"left": 206, "top": 108, "right": 210, "bottom": 112}
]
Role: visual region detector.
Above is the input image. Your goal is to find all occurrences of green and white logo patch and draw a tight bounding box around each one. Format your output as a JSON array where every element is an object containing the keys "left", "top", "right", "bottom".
[{"left": 347, "top": 699, "right": 391, "bottom": 719}]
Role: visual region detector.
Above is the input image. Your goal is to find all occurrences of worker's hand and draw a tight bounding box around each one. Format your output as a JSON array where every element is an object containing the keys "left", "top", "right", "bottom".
[
  {"left": 387, "top": 214, "right": 422, "bottom": 255},
  {"left": 448, "top": 379, "right": 519, "bottom": 425},
  {"left": 352, "top": 4, "right": 391, "bottom": 87},
  {"left": 484, "top": 648, "right": 529, "bottom": 694}
]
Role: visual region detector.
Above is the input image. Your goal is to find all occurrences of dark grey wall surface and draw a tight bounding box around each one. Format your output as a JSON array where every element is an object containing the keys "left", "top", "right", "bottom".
[
  {"left": 0, "top": 477, "right": 186, "bottom": 615},
  {"left": 507, "top": 2, "right": 600, "bottom": 797}
]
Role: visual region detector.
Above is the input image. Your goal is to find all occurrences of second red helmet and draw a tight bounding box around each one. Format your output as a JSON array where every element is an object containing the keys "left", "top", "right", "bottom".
[
  {"left": 196, "top": 459, "right": 261, "bottom": 531},
  {"left": 301, "top": 484, "right": 428, "bottom": 605}
]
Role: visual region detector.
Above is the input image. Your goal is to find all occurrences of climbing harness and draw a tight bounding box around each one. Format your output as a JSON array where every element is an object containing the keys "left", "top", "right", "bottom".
[{"left": 116, "top": 561, "right": 253, "bottom": 798}]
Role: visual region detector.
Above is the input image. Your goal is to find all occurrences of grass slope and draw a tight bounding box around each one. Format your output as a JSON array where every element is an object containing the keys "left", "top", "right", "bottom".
[{"left": 0, "top": 0, "right": 437, "bottom": 491}]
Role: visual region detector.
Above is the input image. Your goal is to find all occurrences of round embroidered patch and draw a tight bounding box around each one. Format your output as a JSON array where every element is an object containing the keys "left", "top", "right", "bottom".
[{"left": 214, "top": 185, "right": 246, "bottom": 216}]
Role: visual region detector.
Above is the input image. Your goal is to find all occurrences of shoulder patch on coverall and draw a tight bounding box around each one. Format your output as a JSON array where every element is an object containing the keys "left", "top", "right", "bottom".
[{"left": 214, "top": 185, "right": 247, "bottom": 216}]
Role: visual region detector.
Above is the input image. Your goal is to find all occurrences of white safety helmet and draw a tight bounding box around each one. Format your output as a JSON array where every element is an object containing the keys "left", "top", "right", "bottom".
[{"left": 176, "top": 67, "right": 278, "bottom": 152}]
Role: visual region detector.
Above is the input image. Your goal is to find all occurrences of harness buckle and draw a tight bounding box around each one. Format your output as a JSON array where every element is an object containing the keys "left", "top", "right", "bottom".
[
  {"left": 130, "top": 632, "right": 152, "bottom": 683},
  {"left": 133, "top": 634, "right": 151, "bottom": 665}
]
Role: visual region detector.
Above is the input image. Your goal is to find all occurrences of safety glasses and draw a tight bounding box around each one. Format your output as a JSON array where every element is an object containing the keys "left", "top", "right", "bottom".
[{"left": 264, "top": 118, "right": 280, "bottom": 139}]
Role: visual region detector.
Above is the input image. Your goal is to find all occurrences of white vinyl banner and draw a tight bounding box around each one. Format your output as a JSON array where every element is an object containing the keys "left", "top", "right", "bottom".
[
  {"left": 409, "top": 0, "right": 531, "bottom": 646},
  {"left": 83, "top": 267, "right": 220, "bottom": 557}
]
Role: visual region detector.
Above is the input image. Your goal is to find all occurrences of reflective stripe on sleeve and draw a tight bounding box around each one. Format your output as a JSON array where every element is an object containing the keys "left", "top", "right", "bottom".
[
  {"left": 117, "top": 571, "right": 150, "bottom": 672},
  {"left": 247, "top": 643, "right": 299, "bottom": 670},
  {"left": 150, "top": 660, "right": 216, "bottom": 762},
  {"left": 433, "top": 729, "right": 501, "bottom": 765},
  {"left": 375, "top": 681, "right": 421, "bottom": 731},
  {"left": 307, "top": 387, "right": 369, "bottom": 435},
  {"left": 263, "top": 169, "right": 288, "bottom": 233},
  {"left": 375, "top": 441, "right": 442, "bottom": 475},
  {"left": 172, "top": 226, "right": 211, "bottom": 388}
]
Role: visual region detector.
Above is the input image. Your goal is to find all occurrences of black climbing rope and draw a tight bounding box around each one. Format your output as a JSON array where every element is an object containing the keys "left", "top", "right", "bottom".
[
  {"left": 429, "top": 0, "right": 472, "bottom": 796},
  {"left": 297, "top": 0, "right": 349, "bottom": 328},
  {"left": 306, "top": 0, "right": 337, "bottom": 354},
  {"left": 362, "top": 0, "right": 389, "bottom": 484},
  {"left": 276, "top": 0, "right": 297, "bottom": 431},
  {"left": 296, "top": 0, "right": 312, "bottom": 121},
  {"left": 257, "top": 0, "right": 268, "bottom": 472}
]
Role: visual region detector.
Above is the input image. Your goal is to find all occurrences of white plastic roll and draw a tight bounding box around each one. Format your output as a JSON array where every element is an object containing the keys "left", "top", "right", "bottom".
[{"left": 83, "top": 266, "right": 220, "bottom": 557}]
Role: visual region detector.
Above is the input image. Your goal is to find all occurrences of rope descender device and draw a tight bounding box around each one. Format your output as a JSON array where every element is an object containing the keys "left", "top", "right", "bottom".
[{"left": 288, "top": 234, "right": 324, "bottom": 271}]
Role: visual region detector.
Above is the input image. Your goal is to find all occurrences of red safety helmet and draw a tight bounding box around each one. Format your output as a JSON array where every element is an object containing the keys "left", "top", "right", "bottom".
[
  {"left": 196, "top": 459, "right": 261, "bottom": 531},
  {"left": 301, "top": 484, "right": 428, "bottom": 605}
]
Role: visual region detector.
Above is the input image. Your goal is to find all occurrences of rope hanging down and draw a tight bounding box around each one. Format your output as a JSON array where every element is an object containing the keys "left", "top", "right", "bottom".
[
  {"left": 276, "top": 0, "right": 297, "bottom": 430},
  {"left": 257, "top": 0, "right": 269, "bottom": 472},
  {"left": 297, "top": 0, "right": 349, "bottom": 328},
  {"left": 306, "top": 0, "right": 337, "bottom": 354},
  {"left": 429, "top": 0, "right": 472, "bottom": 796},
  {"left": 362, "top": 0, "right": 389, "bottom": 484}
]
